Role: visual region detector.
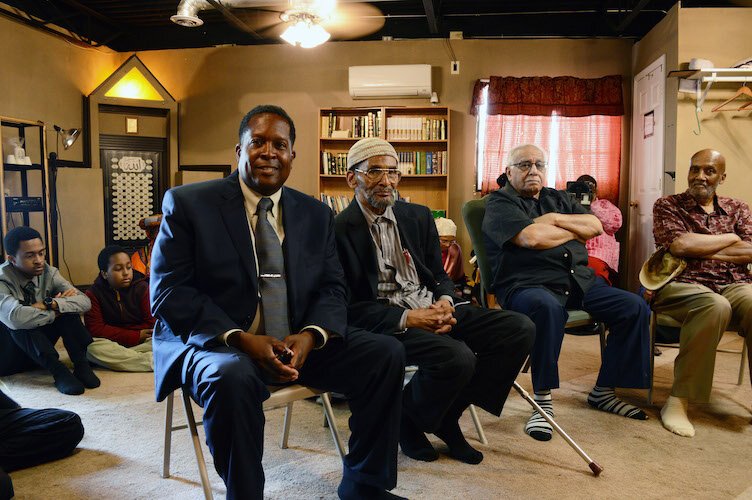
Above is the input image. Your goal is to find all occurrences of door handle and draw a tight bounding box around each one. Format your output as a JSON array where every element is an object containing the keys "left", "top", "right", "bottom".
[{"left": 629, "top": 201, "right": 639, "bottom": 208}]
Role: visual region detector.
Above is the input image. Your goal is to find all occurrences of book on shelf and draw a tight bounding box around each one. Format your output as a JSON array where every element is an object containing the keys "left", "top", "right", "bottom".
[
  {"left": 395, "top": 151, "right": 447, "bottom": 175},
  {"left": 321, "top": 111, "right": 381, "bottom": 139},
  {"left": 321, "top": 151, "right": 349, "bottom": 175},
  {"left": 386, "top": 116, "right": 447, "bottom": 141},
  {"left": 320, "top": 193, "right": 352, "bottom": 215}
]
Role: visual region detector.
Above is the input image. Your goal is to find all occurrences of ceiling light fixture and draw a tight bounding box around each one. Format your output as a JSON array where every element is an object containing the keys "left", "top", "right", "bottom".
[{"left": 280, "top": 11, "right": 330, "bottom": 48}]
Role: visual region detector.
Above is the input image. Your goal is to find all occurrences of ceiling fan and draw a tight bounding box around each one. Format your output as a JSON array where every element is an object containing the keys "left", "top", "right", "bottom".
[{"left": 170, "top": 0, "right": 386, "bottom": 48}]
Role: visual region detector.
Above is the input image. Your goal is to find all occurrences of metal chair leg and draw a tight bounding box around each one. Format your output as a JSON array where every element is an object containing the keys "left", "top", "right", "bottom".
[
  {"left": 280, "top": 402, "right": 294, "bottom": 449},
  {"left": 181, "top": 389, "right": 214, "bottom": 500},
  {"left": 320, "top": 392, "right": 346, "bottom": 459},
  {"left": 162, "top": 391, "right": 174, "bottom": 479},
  {"left": 467, "top": 404, "right": 487, "bottom": 445},
  {"left": 648, "top": 312, "right": 657, "bottom": 405},
  {"left": 739, "top": 342, "right": 748, "bottom": 386}
]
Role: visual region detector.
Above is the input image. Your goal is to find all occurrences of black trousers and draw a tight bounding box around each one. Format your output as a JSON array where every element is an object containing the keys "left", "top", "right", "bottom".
[
  {"left": 0, "top": 389, "right": 85, "bottom": 499},
  {"left": 0, "top": 314, "right": 92, "bottom": 376},
  {"left": 400, "top": 304, "right": 535, "bottom": 432},
  {"left": 181, "top": 328, "right": 405, "bottom": 500}
]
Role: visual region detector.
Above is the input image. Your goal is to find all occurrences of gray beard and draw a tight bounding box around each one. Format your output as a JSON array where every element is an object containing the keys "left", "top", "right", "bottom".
[{"left": 355, "top": 183, "right": 395, "bottom": 212}]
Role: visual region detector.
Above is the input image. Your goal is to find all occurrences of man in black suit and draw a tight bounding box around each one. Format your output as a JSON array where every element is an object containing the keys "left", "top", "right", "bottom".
[
  {"left": 150, "top": 106, "right": 405, "bottom": 500},
  {"left": 334, "top": 138, "right": 535, "bottom": 465}
]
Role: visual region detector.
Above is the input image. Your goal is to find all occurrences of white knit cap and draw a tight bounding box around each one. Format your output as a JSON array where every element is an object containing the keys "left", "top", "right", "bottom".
[
  {"left": 434, "top": 217, "right": 457, "bottom": 237},
  {"left": 347, "top": 137, "right": 398, "bottom": 170}
]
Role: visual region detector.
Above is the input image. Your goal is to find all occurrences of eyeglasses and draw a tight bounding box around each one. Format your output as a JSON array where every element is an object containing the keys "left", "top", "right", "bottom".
[
  {"left": 510, "top": 160, "right": 547, "bottom": 172},
  {"left": 354, "top": 168, "right": 402, "bottom": 182}
]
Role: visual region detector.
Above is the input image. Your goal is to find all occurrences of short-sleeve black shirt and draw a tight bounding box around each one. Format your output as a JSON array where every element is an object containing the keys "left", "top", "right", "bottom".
[{"left": 482, "top": 183, "right": 595, "bottom": 307}]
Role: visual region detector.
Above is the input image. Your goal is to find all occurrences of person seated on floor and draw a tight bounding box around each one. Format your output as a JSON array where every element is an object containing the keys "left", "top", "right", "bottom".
[
  {"left": 131, "top": 214, "right": 162, "bottom": 279},
  {"left": 0, "top": 382, "right": 84, "bottom": 499},
  {"left": 482, "top": 144, "right": 651, "bottom": 442},
  {"left": 0, "top": 227, "right": 99, "bottom": 395},
  {"left": 575, "top": 175, "right": 622, "bottom": 285},
  {"left": 650, "top": 149, "right": 752, "bottom": 437},
  {"left": 84, "top": 246, "right": 154, "bottom": 372},
  {"left": 435, "top": 217, "right": 471, "bottom": 297},
  {"left": 335, "top": 137, "right": 535, "bottom": 465}
]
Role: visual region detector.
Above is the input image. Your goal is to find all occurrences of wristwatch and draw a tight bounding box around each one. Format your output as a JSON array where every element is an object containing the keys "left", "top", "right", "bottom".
[{"left": 43, "top": 296, "right": 55, "bottom": 310}]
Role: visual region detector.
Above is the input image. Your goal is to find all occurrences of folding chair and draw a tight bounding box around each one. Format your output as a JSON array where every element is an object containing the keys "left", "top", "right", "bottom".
[
  {"left": 162, "top": 385, "right": 345, "bottom": 500},
  {"left": 461, "top": 196, "right": 607, "bottom": 376},
  {"left": 647, "top": 312, "right": 748, "bottom": 404}
]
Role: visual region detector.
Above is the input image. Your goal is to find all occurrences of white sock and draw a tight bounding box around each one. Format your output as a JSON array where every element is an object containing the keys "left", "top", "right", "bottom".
[
  {"left": 660, "top": 396, "right": 695, "bottom": 437},
  {"left": 525, "top": 391, "right": 554, "bottom": 441}
]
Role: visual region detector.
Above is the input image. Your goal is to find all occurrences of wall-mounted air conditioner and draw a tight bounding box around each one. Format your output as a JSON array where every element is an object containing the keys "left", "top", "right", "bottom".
[{"left": 349, "top": 64, "right": 432, "bottom": 99}]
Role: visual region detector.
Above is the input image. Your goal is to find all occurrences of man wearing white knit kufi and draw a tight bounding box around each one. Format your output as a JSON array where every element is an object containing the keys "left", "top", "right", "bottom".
[{"left": 334, "top": 137, "right": 535, "bottom": 465}]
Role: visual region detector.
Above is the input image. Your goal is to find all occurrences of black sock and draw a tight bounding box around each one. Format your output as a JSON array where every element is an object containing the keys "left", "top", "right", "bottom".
[
  {"left": 337, "top": 478, "right": 406, "bottom": 500},
  {"left": 52, "top": 366, "right": 84, "bottom": 395},
  {"left": 73, "top": 363, "right": 100, "bottom": 389},
  {"left": 399, "top": 412, "right": 438, "bottom": 462},
  {"left": 434, "top": 417, "right": 483, "bottom": 464}
]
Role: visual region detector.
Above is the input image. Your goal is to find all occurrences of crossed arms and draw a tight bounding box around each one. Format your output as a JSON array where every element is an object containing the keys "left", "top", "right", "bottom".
[{"left": 512, "top": 212, "right": 603, "bottom": 249}]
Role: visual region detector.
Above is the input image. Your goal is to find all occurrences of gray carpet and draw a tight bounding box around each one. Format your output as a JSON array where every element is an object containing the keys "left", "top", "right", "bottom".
[{"left": 2, "top": 332, "right": 750, "bottom": 499}]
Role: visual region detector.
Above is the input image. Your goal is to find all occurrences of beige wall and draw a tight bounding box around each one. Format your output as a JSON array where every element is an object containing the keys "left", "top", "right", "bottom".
[
  {"left": 135, "top": 39, "right": 633, "bottom": 270},
  {"left": 3, "top": 15, "right": 635, "bottom": 282},
  {"left": 675, "top": 8, "right": 752, "bottom": 204}
]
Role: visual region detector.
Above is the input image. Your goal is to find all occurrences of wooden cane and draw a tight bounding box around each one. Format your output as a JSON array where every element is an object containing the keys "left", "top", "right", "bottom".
[{"left": 513, "top": 382, "right": 603, "bottom": 476}]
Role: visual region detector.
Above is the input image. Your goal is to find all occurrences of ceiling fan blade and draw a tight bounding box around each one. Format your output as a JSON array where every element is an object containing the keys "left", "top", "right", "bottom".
[{"left": 323, "top": 3, "right": 385, "bottom": 40}]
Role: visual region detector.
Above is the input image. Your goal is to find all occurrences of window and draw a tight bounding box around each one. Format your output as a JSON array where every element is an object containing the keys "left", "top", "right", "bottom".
[{"left": 475, "top": 86, "right": 622, "bottom": 203}]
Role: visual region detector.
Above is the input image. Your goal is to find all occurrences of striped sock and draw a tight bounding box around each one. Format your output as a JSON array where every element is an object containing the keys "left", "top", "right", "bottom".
[
  {"left": 588, "top": 386, "right": 648, "bottom": 420},
  {"left": 525, "top": 391, "right": 554, "bottom": 441}
]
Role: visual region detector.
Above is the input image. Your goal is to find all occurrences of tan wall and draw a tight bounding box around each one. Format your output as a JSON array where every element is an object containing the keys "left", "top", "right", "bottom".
[
  {"left": 0, "top": 15, "right": 120, "bottom": 163},
  {"left": 3, "top": 14, "right": 635, "bottom": 282},
  {"left": 135, "top": 39, "right": 633, "bottom": 272},
  {"left": 55, "top": 169, "right": 104, "bottom": 284},
  {"left": 675, "top": 8, "right": 752, "bottom": 204}
]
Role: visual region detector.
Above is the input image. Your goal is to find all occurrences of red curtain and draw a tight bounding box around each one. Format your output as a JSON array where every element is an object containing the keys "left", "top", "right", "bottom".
[
  {"left": 478, "top": 114, "right": 622, "bottom": 203},
  {"left": 474, "top": 75, "right": 624, "bottom": 202},
  {"left": 471, "top": 75, "right": 624, "bottom": 117}
]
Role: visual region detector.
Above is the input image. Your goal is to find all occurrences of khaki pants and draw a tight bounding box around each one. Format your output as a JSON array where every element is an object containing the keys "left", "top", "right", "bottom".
[
  {"left": 652, "top": 281, "right": 752, "bottom": 402},
  {"left": 86, "top": 337, "right": 153, "bottom": 372}
]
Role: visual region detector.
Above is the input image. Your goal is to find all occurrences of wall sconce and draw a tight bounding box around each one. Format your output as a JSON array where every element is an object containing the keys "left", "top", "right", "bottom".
[{"left": 53, "top": 125, "right": 81, "bottom": 150}]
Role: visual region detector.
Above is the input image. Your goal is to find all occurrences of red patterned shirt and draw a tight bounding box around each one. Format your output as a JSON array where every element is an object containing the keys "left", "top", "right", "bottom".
[{"left": 653, "top": 191, "right": 752, "bottom": 292}]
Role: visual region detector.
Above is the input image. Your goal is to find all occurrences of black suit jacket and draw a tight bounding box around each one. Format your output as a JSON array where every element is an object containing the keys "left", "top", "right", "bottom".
[
  {"left": 334, "top": 199, "right": 456, "bottom": 334},
  {"left": 150, "top": 172, "right": 347, "bottom": 401}
]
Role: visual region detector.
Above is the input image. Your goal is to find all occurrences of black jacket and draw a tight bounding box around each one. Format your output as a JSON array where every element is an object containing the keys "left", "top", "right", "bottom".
[{"left": 334, "top": 199, "right": 456, "bottom": 334}]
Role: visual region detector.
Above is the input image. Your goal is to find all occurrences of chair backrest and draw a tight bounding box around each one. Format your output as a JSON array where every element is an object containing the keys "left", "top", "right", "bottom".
[{"left": 461, "top": 196, "right": 492, "bottom": 306}]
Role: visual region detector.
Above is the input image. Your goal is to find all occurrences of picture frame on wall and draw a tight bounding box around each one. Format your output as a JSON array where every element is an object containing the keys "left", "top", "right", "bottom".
[{"left": 125, "top": 117, "right": 138, "bottom": 134}]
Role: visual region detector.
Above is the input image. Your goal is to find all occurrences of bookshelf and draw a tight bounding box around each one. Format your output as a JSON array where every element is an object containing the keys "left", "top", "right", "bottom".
[{"left": 318, "top": 106, "right": 450, "bottom": 216}]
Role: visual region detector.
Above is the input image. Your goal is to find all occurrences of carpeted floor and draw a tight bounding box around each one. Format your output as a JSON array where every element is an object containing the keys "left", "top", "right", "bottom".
[{"left": 2, "top": 332, "right": 750, "bottom": 499}]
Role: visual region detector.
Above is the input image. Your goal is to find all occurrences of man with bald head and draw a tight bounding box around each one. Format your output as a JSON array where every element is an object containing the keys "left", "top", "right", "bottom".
[
  {"left": 483, "top": 144, "right": 650, "bottom": 442},
  {"left": 652, "top": 149, "right": 752, "bottom": 437}
]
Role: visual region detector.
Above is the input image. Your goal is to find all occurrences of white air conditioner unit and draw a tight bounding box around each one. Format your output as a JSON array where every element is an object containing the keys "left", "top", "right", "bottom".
[{"left": 349, "top": 64, "right": 432, "bottom": 99}]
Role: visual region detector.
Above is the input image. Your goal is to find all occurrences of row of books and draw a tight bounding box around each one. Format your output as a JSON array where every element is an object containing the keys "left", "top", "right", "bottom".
[
  {"left": 320, "top": 194, "right": 352, "bottom": 214},
  {"left": 321, "top": 111, "right": 381, "bottom": 138},
  {"left": 396, "top": 151, "right": 447, "bottom": 175},
  {"left": 320, "top": 191, "right": 413, "bottom": 214},
  {"left": 386, "top": 116, "right": 447, "bottom": 141},
  {"left": 321, "top": 152, "right": 349, "bottom": 175}
]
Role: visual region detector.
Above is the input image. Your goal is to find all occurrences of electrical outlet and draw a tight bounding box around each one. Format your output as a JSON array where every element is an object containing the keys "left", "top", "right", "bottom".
[
  {"left": 449, "top": 31, "right": 463, "bottom": 40},
  {"left": 451, "top": 61, "right": 460, "bottom": 74}
]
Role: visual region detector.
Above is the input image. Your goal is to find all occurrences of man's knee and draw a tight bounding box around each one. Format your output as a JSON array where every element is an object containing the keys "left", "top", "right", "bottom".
[
  {"left": 200, "top": 355, "right": 267, "bottom": 407},
  {"left": 701, "top": 294, "right": 733, "bottom": 323}
]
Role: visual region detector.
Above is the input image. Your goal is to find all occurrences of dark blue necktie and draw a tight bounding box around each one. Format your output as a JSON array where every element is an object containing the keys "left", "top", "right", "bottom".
[
  {"left": 255, "top": 197, "right": 290, "bottom": 340},
  {"left": 22, "top": 282, "right": 36, "bottom": 306}
]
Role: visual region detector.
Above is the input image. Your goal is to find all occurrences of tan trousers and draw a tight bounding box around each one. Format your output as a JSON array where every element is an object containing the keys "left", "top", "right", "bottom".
[
  {"left": 86, "top": 337, "right": 153, "bottom": 372},
  {"left": 652, "top": 281, "right": 752, "bottom": 402}
]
